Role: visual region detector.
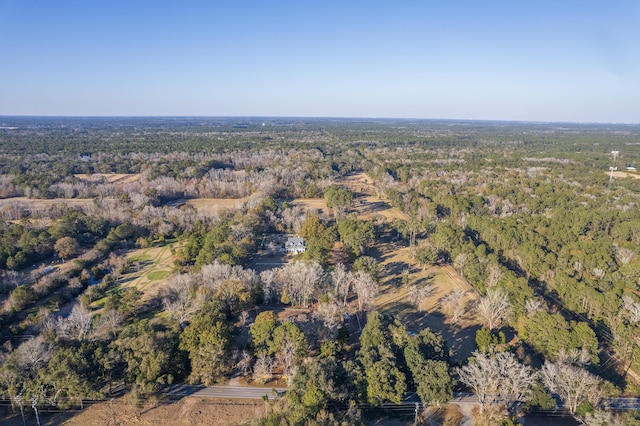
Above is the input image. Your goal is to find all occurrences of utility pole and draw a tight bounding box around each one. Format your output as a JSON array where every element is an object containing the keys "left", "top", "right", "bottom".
[
  {"left": 414, "top": 402, "right": 419, "bottom": 425},
  {"left": 15, "top": 394, "right": 26, "bottom": 426},
  {"left": 31, "top": 396, "right": 40, "bottom": 426}
]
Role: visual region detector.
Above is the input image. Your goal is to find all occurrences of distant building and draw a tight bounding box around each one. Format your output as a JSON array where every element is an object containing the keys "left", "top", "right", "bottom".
[{"left": 285, "top": 237, "right": 306, "bottom": 254}]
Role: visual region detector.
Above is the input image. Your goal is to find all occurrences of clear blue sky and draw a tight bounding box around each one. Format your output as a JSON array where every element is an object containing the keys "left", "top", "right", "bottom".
[{"left": 1, "top": 0, "right": 639, "bottom": 122}]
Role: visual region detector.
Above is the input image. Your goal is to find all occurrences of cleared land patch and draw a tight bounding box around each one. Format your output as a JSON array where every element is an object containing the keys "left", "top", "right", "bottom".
[
  {"left": 374, "top": 246, "right": 481, "bottom": 362},
  {"left": 0, "top": 197, "right": 94, "bottom": 210},
  {"left": 291, "top": 198, "right": 329, "bottom": 214},
  {"left": 341, "top": 172, "right": 408, "bottom": 221},
  {"left": 55, "top": 397, "right": 264, "bottom": 426},
  {"left": 115, "top": 241, "right": 181, "bottom": 300},
  {"left": 185, "top": 198, "right": 244, "bottom": 215},
  {"left": 611, "top": 170, "right": 640, "bottom": 179}
]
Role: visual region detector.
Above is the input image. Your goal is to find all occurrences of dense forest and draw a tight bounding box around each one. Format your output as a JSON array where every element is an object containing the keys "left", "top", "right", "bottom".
[{"left": 2, "top": 117, "right": 640, "bottom": 425}]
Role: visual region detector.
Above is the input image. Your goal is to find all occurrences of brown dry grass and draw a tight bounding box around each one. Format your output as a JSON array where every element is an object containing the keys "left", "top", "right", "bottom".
[
  {"left": 59, "top": 397, "right": 264, "bottom": 426},
  {"left": 291, "top": 198, "right": 329, "bottom": 214},
  {"left": 339, "top": 172, "right": 408, "bottom": 221},
  {"left": 0, "top": 197, "right": 94, "bottom": 209},
  {"left": 611, "top": 170, "right": 640, "bottom": 179},
  {"left": 371, "top": 235, "right": 481, "bottom": 362},
  {"left": 119, "top": 242, "right": 181, "bottom": 302},
  {"left": 185, "top": 198, "right": 243, "bottom": 214}
]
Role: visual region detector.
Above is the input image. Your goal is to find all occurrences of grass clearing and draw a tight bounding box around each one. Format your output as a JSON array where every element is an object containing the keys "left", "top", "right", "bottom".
[
  {"left": 55, "top": 396, "right": 264, "bottom": 426},
  {"left": 292, "top": 198, "right": 329, "bottom": 214},
  {"left": 113, "top": 241, "right": 183, "bottom": 302},
  {"left": 128, "top": 253, "right": 152, "bottom": 262},
  {"left": 185, "top": 198, "right": 244, "bottom": 215},
  {"left": 365, "top": 204, "right": 481, "bottom": 362},
  {"left": 147, "top": 270, "right": 171, "bottom": 281}
]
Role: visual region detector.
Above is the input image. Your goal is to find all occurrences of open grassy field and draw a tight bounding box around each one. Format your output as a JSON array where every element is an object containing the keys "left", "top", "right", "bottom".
[
  {"left": 23, "top": 397, "right": 265, "bottom": 426},
  {"left": 185, "top": 198, "right": 244, "bottom": 215},
  {"left": 341, "top": 172, "right": 408, "bottom": 221},
  {"left": 372, "top": 242, "right": 481, "bottom": 363},
  {"left": 118, "top": 241, "right": 180, "bottom": 300},
  {"left": 0, "top": 197, "right": 94, "bottom": 210},
  {"left": 291, "top": 198, "right": 329, "bottom": 214}
]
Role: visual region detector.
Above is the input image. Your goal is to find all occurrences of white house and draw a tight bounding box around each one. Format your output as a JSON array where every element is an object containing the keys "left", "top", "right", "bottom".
[{"left": 285, "top": 237, "right": 306, "bottom": 254}]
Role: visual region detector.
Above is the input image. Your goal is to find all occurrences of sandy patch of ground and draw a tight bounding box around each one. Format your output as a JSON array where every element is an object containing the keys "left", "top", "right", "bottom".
[
  {"left": 356, "top": 195, "right": 407, "bottom": 221},
  {"left": 338, "top": 172, "right": 408, "bottom": 221},
  {"left": 0, "top": 197, "right": 94, "bottom": 210},
  {"left": 340, "top": 172, "right": 376, "bottom": 195},
  {"left": 291, "top": 198, "right": 329, "bottom": 214},
  {"left": 74, "top": 173, "right": 141, "bottom": 184},
  {"left": 55, "top": 397, "right": 265, "bottom": 426},
  {"left": 611, "top": 170, "right": 640, "bottom": 179},
  {"left": 185, "top": 198, "right": 244, "bottom": 215}
]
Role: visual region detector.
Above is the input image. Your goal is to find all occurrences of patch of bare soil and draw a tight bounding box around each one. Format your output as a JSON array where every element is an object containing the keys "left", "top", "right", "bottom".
[
  {"left": 58, "top": 397, "right": 265, "bottom": 426},
  {"left": 291, "top": 198, "right": 329, "bottom": 214},
  {"left": 185, "top": 198, "right": 243, "bottom": 215},
  {"left": 340, "top": 172, "right": 376, "bottom": 195},
  {"left": 339, "top": 173, "right": 407, "bottom": 221},
  {"left": 0, "top": 197, "right": 94, "bottom": 210},
  {"left": 611, "top": 170, "right": 640, "bottom": 179}
]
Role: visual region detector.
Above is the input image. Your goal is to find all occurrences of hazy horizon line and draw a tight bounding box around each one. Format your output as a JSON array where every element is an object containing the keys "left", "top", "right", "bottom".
[{"left": 0, "top": 115, "right": 638, "bottom": 126}]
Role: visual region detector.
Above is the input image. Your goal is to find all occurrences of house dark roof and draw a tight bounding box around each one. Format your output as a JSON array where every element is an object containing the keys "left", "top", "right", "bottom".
[{"left": 286, "top": 237, "right": 304, "bottom": 246}]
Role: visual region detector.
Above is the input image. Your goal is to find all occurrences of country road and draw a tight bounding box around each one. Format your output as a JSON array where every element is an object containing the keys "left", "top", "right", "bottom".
[
  {"left": 165, "top": 385, "right": 640, "bottom": 414},
  {"left": 166, "top": 384, "right": 288, "bottom": 400}
]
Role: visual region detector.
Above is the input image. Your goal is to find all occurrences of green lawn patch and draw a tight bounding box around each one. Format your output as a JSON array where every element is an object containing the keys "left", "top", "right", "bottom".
[
  {"left": 128, "top": 253, "right": 152, "bottom": 262},
  {"left": 147, "top": 270, "right": 171, "bottom": 281}
]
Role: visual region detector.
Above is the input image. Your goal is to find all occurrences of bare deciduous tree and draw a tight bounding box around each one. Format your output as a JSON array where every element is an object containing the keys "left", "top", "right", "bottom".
[
  {"left": 476, "top": 289, "right": 511, "bottom": 330},
  {"left": 276, "top": 340, "right": 297, "bottom": 386},
  {"left": 14, "top": 336, "right": 53, "bottom": 375},
  {"left": 252, "top": 354, "right": 274, "bottom": 384},
  {"left": 95, "top": 309, "right": 123, "bottom": 339},
  {"left": 56, "top": 304, "right": 93, "bottom": 341},
  {"left": 331, "top": 263, "right": 352, "bottom": 305},
  {"left": 237, "top": 350, "right": 252, "bottom": 377},
  {"left": 408, "top": 283, "right": 434, "bottom": 311},
  {"left": 582, "top": 410, "right": 624, "bottom": 426},
  {"left": 239, "top": 310, "right": 250, "bottom": 327},
  {"left": 623, "top": 296, "right": 640, "bottom": 323},
  {"left": 162, "top": 274, "right": 204, "bottom": 324},
  {"left": 314, "top": 301, "right": 343, "bottom": 336},
  {"left": 107, "top": 254, "right": 129, "bottom": 281},
  {"left": 540, "top": 359, "right": 600, "bottom": 415},
  {"left": 457, "top": 351, "right": 536, "bottom": 413},
  {"left": 201, "top": 261, "right": 258, "bottom": 292},
  {"left": 486, "top": 262, "right": 502, "bottom": 288},
  {"left": 525, "top": 298, "right": 544, "bottom": 316},
  {"left": 440, "top": 289, "right": 467, "bottom": 324},
  {"left": 615, "top": 246, "right": 635, "bottom": 265},
  {"left": 453, "top": 253, "right": 468, "bottom": 277},
  {"left": 276, "top": 261, "right": 325, "bottom": 307},
  {"left": 352, "top": 271, "right": 378, "bottom": 313},
  {"left": 259, "top": 269, "right": 278, "bottom": 304}
]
